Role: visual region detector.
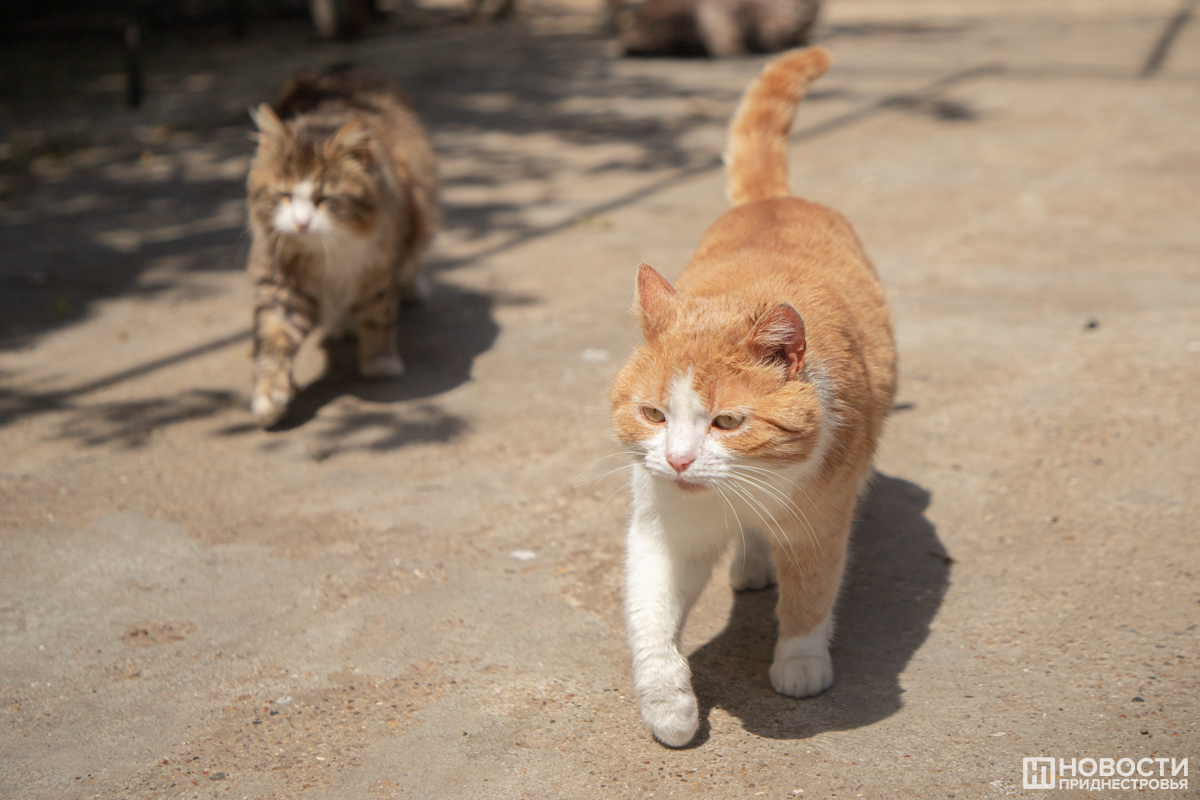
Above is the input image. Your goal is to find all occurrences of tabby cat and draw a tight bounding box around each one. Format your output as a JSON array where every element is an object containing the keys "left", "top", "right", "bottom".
[
  {"left": 245, "top": 67, "right": 439, "bottom": 427},
  {"left": 609, "top": 47, "right": 896, "bottom": 747}
]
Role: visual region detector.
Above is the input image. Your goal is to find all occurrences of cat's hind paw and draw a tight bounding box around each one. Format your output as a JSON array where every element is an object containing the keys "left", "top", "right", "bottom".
[{"left": 360, "top": 354, "right": 406, "bottom": 379}]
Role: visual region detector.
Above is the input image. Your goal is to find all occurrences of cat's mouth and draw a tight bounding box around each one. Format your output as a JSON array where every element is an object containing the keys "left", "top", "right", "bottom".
[{"left": 673, "top": 477, "right": 708, "bottom": 493}]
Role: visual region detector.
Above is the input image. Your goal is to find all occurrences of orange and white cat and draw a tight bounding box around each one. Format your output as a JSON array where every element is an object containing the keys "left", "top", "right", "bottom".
[{"left": 609, "top": 46, "right": 896, "bottom": 747}]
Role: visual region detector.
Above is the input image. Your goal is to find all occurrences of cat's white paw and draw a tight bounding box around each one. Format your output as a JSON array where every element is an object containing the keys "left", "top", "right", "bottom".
[
  {"left": 634, "top": 655, "right": 700, "bottom": 748},
  {"left": 770, "top": 625, "right": 834, "bottom": 697},
  {"left": 770, "top": 652, "right": 833, "bottom": 697},
  {"left": 770, "top": 623, "right": 833, "bottom": 697},
  {"left": 729, "top": 537, "right": 775, "bottom": 591},
  {"left": 250, "top": 390, "right": 290, "bottom": 428},
  {"left": 360, "top": 354, "right": 406, "bottom": 379},
  {"left": 640, "top": 687, "right": 699, "bottom": 748}
]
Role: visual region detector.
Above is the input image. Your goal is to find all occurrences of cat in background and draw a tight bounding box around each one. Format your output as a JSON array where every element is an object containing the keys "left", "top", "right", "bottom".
[
  {"left": 617, "top": 0, "right": 819, "bottom": 58},
  {"left": 609, "top": 46, "right": 896, "bottom": 747},
  {"left": 245, "top": 66, "right": 439, "bottom": 428}
]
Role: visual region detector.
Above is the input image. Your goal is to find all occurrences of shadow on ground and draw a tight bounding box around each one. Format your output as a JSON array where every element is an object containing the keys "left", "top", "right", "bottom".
[
  {"left": 266, "top": 278, "right": 504, "bottom": 433},
  {"left": 689, "top": 473, "right": 948, "bottom": 743},
  {"left": 0, "top": 277, "right": 504, "bottom": 453}
]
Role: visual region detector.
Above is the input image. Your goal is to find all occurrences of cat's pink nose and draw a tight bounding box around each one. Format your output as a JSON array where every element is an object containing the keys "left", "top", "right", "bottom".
[
  {"left": 296, "top": 220, "right": 309, "bottom": 232},
  {"left": 668, "top": 453, "right": 694, "bottom": 474}
]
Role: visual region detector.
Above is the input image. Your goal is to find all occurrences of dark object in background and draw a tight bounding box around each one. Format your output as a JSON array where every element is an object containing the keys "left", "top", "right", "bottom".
[
  {"left": 0, "top": 0, "right": 377, "bottom": 110},
  {"left": 467, "top": 0, "right": 517, "bottom": 21},
  {"left": 124, "top": 20, "right": 144, "bottom": 106},
  {"left": 617, "top": 0, "right": 820, "bottom": 58},
  {"left": 0, "top": 0, "right": 163, "bottom": 108},
  {"left": 309, "top": 0, "right": 372, "bottom": 39}
]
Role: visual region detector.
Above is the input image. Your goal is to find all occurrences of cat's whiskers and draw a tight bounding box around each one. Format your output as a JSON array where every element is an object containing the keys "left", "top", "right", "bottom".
[
  {"left": 713, "top": 484, "right": 749, "bottom": 578},
  {"left": 730, "top": 463, "right": 830, "bottom": 532},
  {"left": 730, "top": 462, "right": 802, "bottom": 491},
  {"left": 726, "top": 468, "right": 823, "bottom": 558},
  {"left": 719, "top": 477, "right": 800, "bottom": 570},
  {"left": 734, "top": 480, "right": 807, "bottom": 569},
  {"left": 724, "top": 470, "right": 816, "bottom": 560},
  {"left": 571, "top": 451, "right": 641, "bottom": 487},
  {"left": 598, "top": 480, "right": 633, "bottom": 514},
  {"left": 577, "top": 463, "right": 636, "bottom": 495}
]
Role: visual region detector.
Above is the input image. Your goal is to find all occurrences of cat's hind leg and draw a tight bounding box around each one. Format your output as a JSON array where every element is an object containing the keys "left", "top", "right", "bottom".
[{"left": 729, "top": 528, "right": 776, "bottom": 591}]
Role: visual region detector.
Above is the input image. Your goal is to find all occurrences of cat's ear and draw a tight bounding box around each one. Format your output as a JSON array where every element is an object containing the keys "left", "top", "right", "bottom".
[
  {"left": 635, "top": 263, "right": 676, "bottom": 339},
  {"left": 331, "top": 121, "right": 375, "bottom": 165},
  {"left": 749, "top": 304, "right": 806, "bottom": 379},
  {"left": 250, "top": 103, "right": 286, "bottom": 144}
]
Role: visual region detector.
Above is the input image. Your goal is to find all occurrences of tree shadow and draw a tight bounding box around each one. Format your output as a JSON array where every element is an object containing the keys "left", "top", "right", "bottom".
[
  {"left": 688, "top": 472, "right": 949, "bottom": 742},
  {"left": 55, "top": 388, "right": 242, "bottom": 448}
]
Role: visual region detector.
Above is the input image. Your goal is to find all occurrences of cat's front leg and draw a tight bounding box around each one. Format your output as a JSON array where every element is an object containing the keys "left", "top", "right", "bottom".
[
  {"left": 625, "top": 510, "right": 720, "bottom": 747},
  {"left": 768, "top": 504, "right": 852, "bottom": 698},
  {"left": 251, "top": 291, "right": 313, "bottom": 428},
  {"left": 769, "top": 611, "right": 834, "bottom": 698}
]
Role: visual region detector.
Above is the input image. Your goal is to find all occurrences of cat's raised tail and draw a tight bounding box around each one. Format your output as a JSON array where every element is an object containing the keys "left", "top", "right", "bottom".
[{"left": 724, "top": 46, "right": 832, "bottom": 208}]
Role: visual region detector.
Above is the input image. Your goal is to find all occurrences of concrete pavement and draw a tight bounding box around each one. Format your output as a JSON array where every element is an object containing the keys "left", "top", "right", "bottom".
[{"left": 2, "top": 1, "right": 1198, "bottom": 797}]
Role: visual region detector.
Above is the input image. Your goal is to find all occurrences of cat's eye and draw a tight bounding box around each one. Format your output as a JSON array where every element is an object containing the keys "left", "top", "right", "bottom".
[
  {"left": 641, "top": 406, "right": 665, "bottom": 424},
  {"left": 712, "top": 414, "right": 743, "bottom": 431},
  {"left": 276, "top": 191, "right": 292, "bottom": 200}
]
